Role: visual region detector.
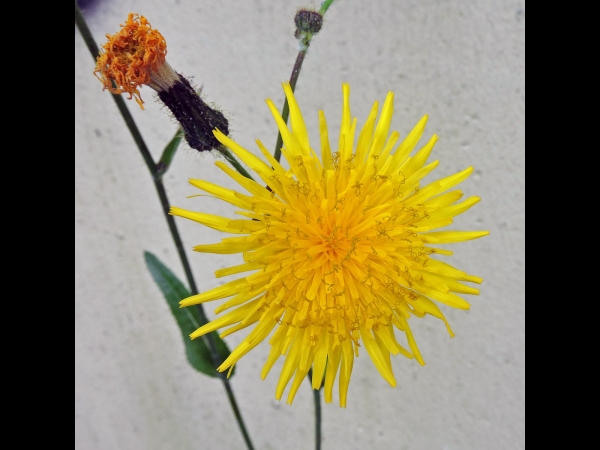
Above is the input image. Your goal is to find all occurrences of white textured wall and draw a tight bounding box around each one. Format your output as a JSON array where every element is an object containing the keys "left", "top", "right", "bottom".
[{"left": 75, "top": 0, "right": 525, "bottom": 449}]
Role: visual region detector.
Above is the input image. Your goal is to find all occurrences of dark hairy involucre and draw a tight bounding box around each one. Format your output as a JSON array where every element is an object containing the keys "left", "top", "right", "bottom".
[{"left": 158, "top": 76, "right": 229, "bottom": 152}]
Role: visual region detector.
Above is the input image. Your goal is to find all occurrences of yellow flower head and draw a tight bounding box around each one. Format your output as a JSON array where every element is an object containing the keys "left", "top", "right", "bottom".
[
  {"left": 171, "top": 83, "right": 489, "bottom": 407},
  {"left": 94, "top": 13, "right": 175, "bottom": 109}
]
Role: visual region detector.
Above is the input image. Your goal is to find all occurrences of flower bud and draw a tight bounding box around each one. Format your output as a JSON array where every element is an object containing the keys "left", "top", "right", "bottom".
[{"left": 294, "top": 9, "right": 323, "bottom": 35}]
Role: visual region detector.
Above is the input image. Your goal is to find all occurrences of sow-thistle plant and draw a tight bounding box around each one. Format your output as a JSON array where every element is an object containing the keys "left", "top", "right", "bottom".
[
  {"left": 171, "top": 83, "right": 489, "bottom": 407},
  {"left": 77, "top": 1, "right": 488, "bottom": 447}
]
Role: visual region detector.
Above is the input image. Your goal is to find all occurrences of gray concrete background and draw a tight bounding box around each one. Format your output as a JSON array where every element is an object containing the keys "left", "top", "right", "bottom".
[{"left": 75, "top": 0, "right": 524, "bottom": 449}]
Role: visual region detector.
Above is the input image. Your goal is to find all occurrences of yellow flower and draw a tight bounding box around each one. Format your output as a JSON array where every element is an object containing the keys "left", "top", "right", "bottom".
[{"left": 171, "top": 83, "right": 489, "bottom": 407}]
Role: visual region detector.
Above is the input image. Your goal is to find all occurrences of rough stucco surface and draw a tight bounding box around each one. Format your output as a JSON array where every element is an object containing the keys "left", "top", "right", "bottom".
[{"left": 75, "top": 0, "right": 524, "bottom": 449}]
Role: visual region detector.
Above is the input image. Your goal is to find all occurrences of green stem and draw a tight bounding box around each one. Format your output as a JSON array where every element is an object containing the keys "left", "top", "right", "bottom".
[
  {"left": 273, "top": 1, "right": 336, "bottom": 162},
  {"left": 273, "top": 49, "right": 307, "bottom": 163},
  {"left": 313, "top": 385, "right": 322, "bottom": 450},
  {"left": 154, "top": 179, "right": 255, "bottom": 450},
  {"left": 307, "top": 368, "right": 322, "bottom": 450},
  {"left": 319, "top": 0, "right": 335, "bottom": 15},
  {"left": 217, "top": 147, "right": 255, "bottom": 180},
  {"left": 75, "top": 5, "right": 255, "bottom": 450}
]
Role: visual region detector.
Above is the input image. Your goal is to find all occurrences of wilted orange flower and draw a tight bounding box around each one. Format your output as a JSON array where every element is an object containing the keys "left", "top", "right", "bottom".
[
  {"left": 94, "top": 13, "right": 229, "bottom": 151},
  {"left": 94, "top": 13, "right": 176, "bottom": 108}
]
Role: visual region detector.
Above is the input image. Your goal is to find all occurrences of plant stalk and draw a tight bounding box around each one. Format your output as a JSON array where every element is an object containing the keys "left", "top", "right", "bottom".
[
  {"left": 75, "top": 5, "right": 255, "bottom": 449},
  {"left": 307, "top": 368, "right": 322, "bottom": 450},
  {"left": 273, "top": 0, "right": 336, "bottom": 163}
]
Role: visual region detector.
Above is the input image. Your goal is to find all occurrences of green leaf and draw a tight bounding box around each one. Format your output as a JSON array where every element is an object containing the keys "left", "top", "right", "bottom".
[
  {"left": 144, "top": 251, "right": 234, "bottom": 377},
  {"left": 156, "top": 128, "right": 183, "bottom": 177}
]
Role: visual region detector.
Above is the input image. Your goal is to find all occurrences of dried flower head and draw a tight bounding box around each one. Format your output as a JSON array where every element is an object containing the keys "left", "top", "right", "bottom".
[
  {"left": 94, "top": 13, "right": 175, "bottom": 109},
  {"left": 94, "top": 13, "right": 228, "bottom": 151}
]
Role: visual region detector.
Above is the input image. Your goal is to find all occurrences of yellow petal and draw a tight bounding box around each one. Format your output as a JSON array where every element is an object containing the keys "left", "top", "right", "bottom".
[
  {"left": 283, "top": 82, "right": 310, "bottom": 156},
  {"left": 180, "top": 277, "right": 248, "bottom": 307},
  {"left": 389, "top": 115, "right": 428, "bottom": 167},
  {"left": 370, "top": 91, "right": 394, "bottom": 157},
  {"left": 188, "top": 179, "right": 253, "bottom": 209},
  {"left": 170, "top": 207, "right": 242, "bottom": 234},
  {"left": 339, "top": 339, "right": 354, "bottom": 408},
  {"left": 421, "top": 230, "right": 490, "bottom": 244},
  {"left": 360, "top": 324, "right": 396, "bottom": 387},
  {"left": 189, "top": 299, "right": 260, "bottom": 338},
  {"left": 324, "top": 342, "right": 342, "bottom": 404},
  {"left": 193, "top": 237, "right": 260, "bottom": 254}
]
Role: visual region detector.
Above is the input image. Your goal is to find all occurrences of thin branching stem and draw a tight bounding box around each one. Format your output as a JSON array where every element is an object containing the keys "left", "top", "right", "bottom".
[
  {"left": 75, "top": 5, "right": 254, "bottom": 449},
  {"left": 273, "top": 50, "right": 306, "bottom": 163},
  {"left": 319, "top": 0, "right": 335, "bottom": 15},
  {"left": 217, "top": 147, "right": 255, "bottom": 180},
  {"left": 306, "top": 369, "right": 323, "bottom": 450},
  {"left": 273, "top": 1, "right": 336, "bottom": 163}
]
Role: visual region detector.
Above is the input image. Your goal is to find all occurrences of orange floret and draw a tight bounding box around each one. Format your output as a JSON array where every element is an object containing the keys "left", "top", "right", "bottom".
[{"left": 94, "top": 13, "right": 167, "bottom": 109}]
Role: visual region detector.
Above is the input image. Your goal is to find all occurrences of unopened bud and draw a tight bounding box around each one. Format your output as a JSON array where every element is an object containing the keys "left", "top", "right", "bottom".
[{"left": 294, "top": 9, "right": 323, "bottom": 35}]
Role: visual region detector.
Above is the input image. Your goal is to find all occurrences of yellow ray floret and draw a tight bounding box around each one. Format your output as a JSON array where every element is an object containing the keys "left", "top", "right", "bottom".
[{"left": 171, "top": 83, "right": 489, "bottom": 407}]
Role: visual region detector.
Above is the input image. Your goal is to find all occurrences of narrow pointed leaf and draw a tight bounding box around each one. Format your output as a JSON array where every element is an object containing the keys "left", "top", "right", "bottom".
[
  {"left": 156, "top": 128, "right": 183, "bottom": 177},
  {"left": 144, "top": 251, "right": 234, "bottom": 377}
]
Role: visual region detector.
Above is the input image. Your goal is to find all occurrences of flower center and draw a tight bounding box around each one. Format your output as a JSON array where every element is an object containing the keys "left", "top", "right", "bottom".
[{"left": 320, "top": 225, "right": 351, "bottom": 259}]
